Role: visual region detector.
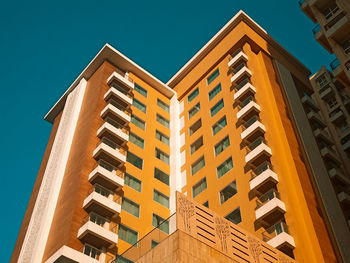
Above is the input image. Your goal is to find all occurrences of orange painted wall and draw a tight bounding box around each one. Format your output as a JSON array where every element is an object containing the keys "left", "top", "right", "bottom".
[{"left": 173, "top": 21, "right": 337, "bottom": 262}]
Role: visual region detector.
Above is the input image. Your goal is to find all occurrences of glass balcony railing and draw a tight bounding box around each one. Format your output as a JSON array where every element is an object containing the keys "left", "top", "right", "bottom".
[
  {"left": 242, "top": 115, "right": 260, "bottom": 130},
  {"left": 233, "top": 62, "right": 247, "bottom": 74},
  {"left": 98, "top": 137, "right": 126, "bottom": 155},
  {"left": 251, "top": 161, "right": 273, "bottom": 180},
  {"left": 312, "top": 24, "right": 321, "bottom": 35},
  {"left": 81, "top": 244, "right": 101, "bottom": 260},
  {"left": 82, "top": 213, "right": 119, "bottom": 234},
  {"left": 330, "top": 58, "right": 340, "bottom": 70},
  {"left": 108, "top": 99, "right": 131, "bottom": 116},
  {"left": 256, "top": 189, "right": 281, "bottom": 208},
  {"left": 88, "top": 184, "right": 122, "bottom": 204},
  {"left": 111, "top": 83, "right": 133, "bottom": 98},
  {"left": 239, "top": 96, "right": 255, "bottom": 109},
  {"left": 247, "top": 136, "right": 266, "bottom": 152},
  {"left": 262, "top": 221, "right": 290, "bottom": 243},
  {"left": 230, "top": 48, "right": 242, "bottom": 60},
  {"left": 235, "top": 78, "right": 250, "bottom": 92}
]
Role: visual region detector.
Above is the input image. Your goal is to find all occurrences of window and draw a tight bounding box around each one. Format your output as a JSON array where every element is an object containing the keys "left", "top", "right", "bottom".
[
  {"left": 188, "top": 88, "right": 199, "bottom": 102},
  {"left": 191, "top": 156, "right": 205, "bottom": 175},
  {"left": 317, "top": 75, "right": 327, "bottom": 87},
  {"left": 207, "top": 68, "right": 219, "bottom": 85},
  {"left": 327, "top": 97, "right": 338, "bottom": 109},
  {"left": 119, "top": 224, "right": 138, "bottom": 245},
  {"left": 342, "top": 38, "right": 350, "bottom": 54},
  {"left": 122, "top": 197, "right": 140, "bottom": 217},
  {"left": 151, "top": 240, "right": 159, "bottom": 248},
  {"left": 115, "top": 255, "right": 133, "bottom": 263},
  {"left": 153, "top": 190, "right": 169, "bottom": 208},
  {"left": 210, "top": 99, "right": 224, "bottom": 117},
  {"left": 189, "top": 118, "right": 202, "bottom": 136},
  {"left": 214, "top": 136, "right": 230, "bottom": 156},
  {"left": 156, "top": 130, "right": 169, "bottom": 145},
  {"left": 157, "top": 114, "right": 169, "bottom": 128},
  {"left": 212, "top": 116, "right": 227, "bottom": 135},
  {"left": 192, "top": 177, "right": 207, "bottom": 198},
  {"left": 157, "top": 99, "right": 170, "bottom": 112},
  {"left": 152, "top": 213, "right": 169, "bottom": 233},
  {"left": 203, "top": 201, "right": 209, "bottom": 208},
  {"left": 225, "top": 208, "right": 241, "bottom": 224},
  {"left": 127, "top": 152, "right": 143, "bottom": 169},
  {"left": 190, "top": 136, "right": 203, "bottom": 154},
  {"left": 209, "top": 83, "right": 222, "bottom": 101},
  {"left": 90, "top": 213, "right": 105, "bottom": 226},
  {"left": 134, "top": 83, "right": 147, "bottom": 97},
  {"left": 217, "top": 157, "right": 233, "bottom": 178},
  {"left": 131, "top": 114, "right": 145, "bottom": 130},
  {"left": 155, "top": 148, "right": 169, "bottom": 164},
  {"left": 219, "top": 181, "right": 237, "bottom": 204},
  {"left": 125, "top": 173, "right": 141, "bottom": 192},
  {"left": 84, "top": 244, "right": 100, "bottom": 259},
  {"left": 133, "top": 99, "right": 147, "bottom": 113},
  {"left": 129, "top": 132, "right": 144, "bottom": 149},
  {"left": 188, "top": 102, "right": 200, "bottom": 119},
  {"left": 154, "top": 167, "right": 169, "bottom": 185}
]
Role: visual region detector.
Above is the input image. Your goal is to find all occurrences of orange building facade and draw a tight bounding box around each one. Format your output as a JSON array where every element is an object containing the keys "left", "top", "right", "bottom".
[{"left": 11, "top": 10, "right": 350, "bottom": 263}]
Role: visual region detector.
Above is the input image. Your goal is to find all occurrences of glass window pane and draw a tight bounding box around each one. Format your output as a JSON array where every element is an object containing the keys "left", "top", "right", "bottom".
[
  {"left": 156, "top": 130, "right": 169, "bottom": 145},
  {"left": 188, "top": 102, "right": 200, "bottom": 119},
  {"left": 129, "top": 132, "right": 144, "bottom": 149},
  {"left": 209, "top": 83, "right": 222, "bottom": 100},
  {"left": 154, "top": 167, "right": 169, "bottom": 185},
  {"left": 133, "top": 98, "right": 147, "bottom": 113},
  {"left": 153, "top": 190, "right": 169, "bottom": 208},
  {"left": 207, "top": 69, "right": 220, "bottom": 85},
  {"left": 212, "top": 116, "right": 227, "bottom": 135},
  {"left": 188, "top": 88, "right": 199, "bottom": 102},
  {"left": 210, "top": 99, "right": 224, "bottom": 117},
  {"left": 191, "top": 156, "right": 205, "bottom": 175},
  {"left": 219, "top": 181, "right": 237, "bottom": 204},
  {"left": 225, "top": 208, "right": 241, "bottom": 224},
  {"left": 131, "top": 114, "right": 145, "bottom": 130},
  {"left": 155, "top": 148, "right": 169, "bottom": 164},
  {"left": 151, "top": 240, "right": 159, "bottom": 248},
  {"left": 119, "top": 224, "right": 138, "bottom": 245},
  {"left": 192, "top": 177, "right": 207, "bottom": 198},
  {"left": 134, "top": 83, "right": 147, "bottom": 97},
  {"left": 217, "top": 157, "right": 233, "bottom": 178},
  {"left": 214, "top": 136, "right": 230, "bottom": 156},
  {"left": 125, "top": 173, "right": 142, "bottom": 192},
  {"left": 190, "top": 136, "right": 203, "bottom": 154},
  {"left": 127, "top": 152, "right": 143, "bottom": 169},
  {"left": 152, "top": 213, "right": 169, "bottom": 234},
  {"left": 156, "top": 114, "right": 169, "bottom": 128},
  {"left": 157, "top": 99, "right": 170, "bottom": 112},
  {"left": 122, "top": 197, "right": 140, "bottom": 217},
  {"left": 189, "top": 119, "right": 202, "bottom": 136}
]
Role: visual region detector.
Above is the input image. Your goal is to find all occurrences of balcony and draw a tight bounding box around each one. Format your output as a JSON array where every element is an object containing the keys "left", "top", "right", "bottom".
[
  {"left": 307, "top": 110, "right": 326, "bottom": 127},
  {"left": 338, "top": 189, "right": 350, "bottom": 206},
  {"left": 245, "top": 137, "right": 272, "bottom": 166},
  {"left": 237, "top": 97, "right": 261, "bottom": 123},
  {"left": 89, "top": 161, "right": 124, "bottom": 191},
  {"left": 78, "top": 214, "right": 118, "bottom": 248},
  {"left": 313, "top": 128, "right": 333, "bottom": 145},
  {"left": 233, "top": 79, "right": 256, "bottom": 101},
  {"left": 228, "top": 49, "right": 248, "bottom": 69},
  {"left": 93, "top": 137, "right": 126, "bottom": 168},
  {"left": 324, "top": 10, "right": 349, "bottom": 41},
  {"left": 249, "top": 162, "right": 278, "bottom": 193},
  {"left": 319, "top": 85, "right": 334, "bottom": 99},
  {"left": 320, "top": 145, "right": 341, "bottom": 164},
  {"left": 107, "top": 71, "right": 134, "bottom": 91},
  {"left": 101, "top": 99, "right": 131, "bottom": 124},
  {"left": 97, "top": 118, "right": 129, "bottom": 144},
  {"left": 329, "top": 107, "right": 344, "bottom": 124},
  {"left": 312, "top": 24, "right": 332, "bottom": 52},
  {"left": 255, "top": 189, "right": 286, "bottom": 224},
  {"left": 299, "top": 0, "right": 316, "bottom": 23},
  {"left": 230, "top": 63, "right": 252, "bottom": 85},
  {"left": 330, "top": 58, "right": 342, "bottom": 78},
  {"left": 44, "top": 245, "right": 100, "bottom": 263},
  {"left": 83, "top": 185, "right": 121, "bottom": 218},
  {"left": 241, "top": 116, "right": 266, "bottom": 142},
  {"left": 328, "top": 168, "right": 350, "bottom": 185},
  {"left": 262, "top": 221, "right": 295, "bottom": 250},
  {"left": 104, "top": 86, "right": 133, "bottom": 106},
  {"left": 342, "top": 137, "right": 350, "bottom": 153},
  {"left": 301, "top": 94, "right": 319, "bottom": 111}
]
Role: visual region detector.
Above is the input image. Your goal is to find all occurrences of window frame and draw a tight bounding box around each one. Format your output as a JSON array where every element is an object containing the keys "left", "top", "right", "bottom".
[
  {"left": 131, "top": 114, "right": 146, "bottom": 130},
  {"left": 192, "top": 177, "right": 207, "bottom": 198},
  {"left": 129, "top": 132, "right": 145, "bottom": 149},
  {"left": 134, "top": 83, "right": 148, "bottom": 98},
  {"left": 153, "top": 189, "right": 170, "bottom": 208},
  {"left": 207, "top": 68, "right": 220, "bottom": 85},
  {"left": 157, "top": 98, "right": 170, "bottom": 113},
  {"left": 214, "top": 136, "right": 230, "bottom": 156},
  {"left": 121, "top": 197, "right": 140, "bottom": 218},
  {"left": 191, "top": 155, "right": 205, "bottom": 176},
  {"left": 187, "top": 87, "right": 199, "bottom": 103},
  {"left": 216, "top": 157, "right": 233, "bottom": 179},
  {"left": 124, "top": 172, "right": 142, "bottom": 192},
  {"left": 133, "top": 98, "right": 147, "bottom": 113},
  {"left": 126, "top": 151, "right": 143, "bottom": 170},
  {"left": 219, "top": 180, "right": 237, "bottom": 204},
  {"left": 156, "top": 113, "right": 170, "bottom": 128},
  {"left": 210, "top": 99, "right": 224, "bottom": 117},
  {"left": 208, "top": 83, "right": 222, "bottom": 101}
]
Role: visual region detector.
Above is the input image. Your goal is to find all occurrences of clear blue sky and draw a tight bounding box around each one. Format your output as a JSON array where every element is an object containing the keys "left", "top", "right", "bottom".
[{"left": 0, "top": 0, "right": 334, "bottom": 261}]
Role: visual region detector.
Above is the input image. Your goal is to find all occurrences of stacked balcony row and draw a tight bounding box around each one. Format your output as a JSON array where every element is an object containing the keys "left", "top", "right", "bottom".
[
  {"left": 228, "top": 49, "right": 295, "bottom": 254},
  {"left": 79, "top": 71, "right": 133, "bottom": 261}
]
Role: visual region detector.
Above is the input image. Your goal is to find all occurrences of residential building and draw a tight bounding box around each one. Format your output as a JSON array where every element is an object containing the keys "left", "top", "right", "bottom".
[
  {"left": 11, "top": 10, "right": 350, "bottom": 263},
  {"left": 299, "top": 0, "right": 350, "bottom": 86}
]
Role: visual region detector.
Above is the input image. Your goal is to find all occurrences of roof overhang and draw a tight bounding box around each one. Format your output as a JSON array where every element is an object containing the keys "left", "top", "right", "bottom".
[
  {"left": 167, "top": 10, "right": 311, "bottom": 88},
  {"left": 44, "top": 44, "right": 174, "bottom": 123}
]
